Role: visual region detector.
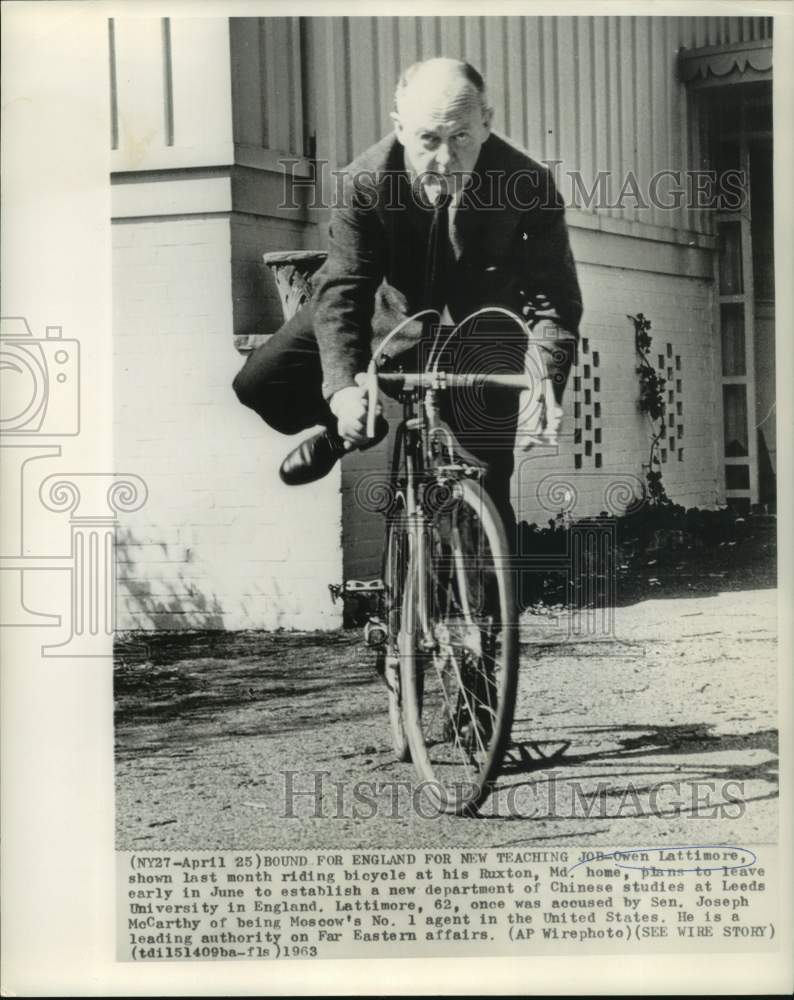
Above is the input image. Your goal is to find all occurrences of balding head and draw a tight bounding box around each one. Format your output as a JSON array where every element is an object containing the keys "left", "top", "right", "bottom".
[
  {"left": 394, "top": 58, "right": 488, "bottom": 117},
  {"left": 391, "top": 58, "right": 493, "bottom": 192}
]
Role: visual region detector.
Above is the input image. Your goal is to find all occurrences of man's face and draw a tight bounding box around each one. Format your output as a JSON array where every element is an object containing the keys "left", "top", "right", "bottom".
[{"left": 391, "top": 82, "right": 492, "bottom": 193}]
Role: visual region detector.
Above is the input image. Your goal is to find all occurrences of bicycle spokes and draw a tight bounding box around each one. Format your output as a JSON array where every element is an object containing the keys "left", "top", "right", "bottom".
[{"left": 400, "top": 480, "right": 517, "bottom": 813}]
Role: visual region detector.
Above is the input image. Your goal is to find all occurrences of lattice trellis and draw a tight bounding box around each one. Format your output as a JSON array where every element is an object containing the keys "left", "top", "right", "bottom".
[
  {"left": 656, "top": 341, "right": 684, "bottom": 464},
  {"left": 572, "top": 337, "right": 603, "bottom": 471}
]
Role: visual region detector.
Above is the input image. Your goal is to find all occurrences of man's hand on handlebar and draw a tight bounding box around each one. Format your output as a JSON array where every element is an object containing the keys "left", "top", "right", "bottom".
[
  {"left": 517, "top": 377, "right": 564, "bottom": 451},
  {"left": 329, "top": 376, "right": 382, "bottom": 449},
  {"left": 522, "top": 292, "right": 560, "bottom": 327}
]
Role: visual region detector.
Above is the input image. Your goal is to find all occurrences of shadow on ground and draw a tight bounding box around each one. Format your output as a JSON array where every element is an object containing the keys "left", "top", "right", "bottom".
[{"left": 483, "top": 722, "right": 779, "bottom": 825}]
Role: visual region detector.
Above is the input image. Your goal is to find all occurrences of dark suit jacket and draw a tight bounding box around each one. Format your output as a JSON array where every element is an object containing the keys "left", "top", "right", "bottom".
[{"left": 310, "top": 132, "right": 583, "bottom": 399}]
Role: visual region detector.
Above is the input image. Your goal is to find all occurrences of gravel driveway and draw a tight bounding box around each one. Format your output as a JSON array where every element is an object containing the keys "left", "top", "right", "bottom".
[{"left": 115, "top": 568, "right": 777, "bottom": 851}]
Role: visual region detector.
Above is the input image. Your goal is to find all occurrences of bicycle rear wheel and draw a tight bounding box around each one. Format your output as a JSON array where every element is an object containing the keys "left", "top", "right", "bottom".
[
  {"left": 382, "top": 492, "right": 411, "bottom": 761},
  {"left": 400, "top": 478, "right": 518, "bottom": 814}
]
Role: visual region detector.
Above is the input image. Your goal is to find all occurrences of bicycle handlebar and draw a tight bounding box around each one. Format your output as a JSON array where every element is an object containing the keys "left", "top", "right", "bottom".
[
  {"left": 364, "top": 363, "right": 536, "bottom": 438},
  {"left": 363, "top": 304, "right": 553, "bottom": 438},
  {"left": 378, "top": 371, "right": 532, "bottom": 389}
]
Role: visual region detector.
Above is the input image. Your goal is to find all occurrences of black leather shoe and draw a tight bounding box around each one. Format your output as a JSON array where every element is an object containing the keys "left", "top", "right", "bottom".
[{"left": 279, "top": 417, "right": 388, "bottom": 486}]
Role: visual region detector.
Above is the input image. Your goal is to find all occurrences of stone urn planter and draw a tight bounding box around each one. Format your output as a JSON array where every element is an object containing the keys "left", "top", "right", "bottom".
[
  {"left": 233, "top": 250, "right": 328, "bottom": 354},
  {"left": 262, "top": 250, "right": 328, "bottom": 321}
]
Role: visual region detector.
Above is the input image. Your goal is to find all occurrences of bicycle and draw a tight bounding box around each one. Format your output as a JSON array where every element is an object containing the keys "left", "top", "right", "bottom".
[{"left": 364, "top": 306, "right": 545, "bottom": 816}]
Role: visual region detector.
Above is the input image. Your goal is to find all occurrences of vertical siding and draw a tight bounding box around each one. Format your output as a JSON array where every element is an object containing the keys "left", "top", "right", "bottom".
[
  {"left": 230, "top": 17, "right": 304, "bottom": 155},
  {"left": 542, "top": 19, "right": 560, "bottom": 166},
  {"left": 111, "top": 17, "right": 232, "bottom": 169},
  {"left": 634, "top": 19, "right": 652, "bottom": 226},
  {"left": 464, "top": 18, "right": 486, "bottom": 75},
  {"left": 310, "top": 14, "right": 772, "bottom": 233},
  {"left": 606, "top": 17, "right": 623, "bottom": 222},
  {"left": 524, "top": 18, "right": 546, "bottom": 158},
  {"left": 651, "top": 18, "right": 669, "bottom": 231},
  {"left": 169, "top": 19, "right": 232, "bottom": 149},
  {"left": 110, "top": 13, "right": 773, "bottom": 196},
  {"left": 348, "top": 18, "right": 378, "bottom": 156},
  {"left": 438, "top": 17, "right": 465, "bottom": 61},
  {"left": 113, "top": 18, "right": 170, "bottom": 152},
  {"left": 576, "top": 19, "right": 594, "bottom": 199},
  {"left": 108, "top": 18, "right": 119, "bottom": 149},
  {"left": 618, "top": 17, "right": 636, "bottom": 224},
  {"left": 484, "top": 18, "right": 509, "bottom": 129},
  {"left": 695, "top": 15, "right": 754, "bottom": 46},
  {"left": 376, "top": 21, "right": 400, "bottom": 139},
  {"left": 556, "top": 18, "right": 578, "bottom": 197},
  {"left": 672, "top": 18, "right": 691, "bottom": 233},
  {"left": 229, "top": 19, "right": 263, "bottom": 147},
  {"left": 398, "top": 18, "right": 421, "bottom": 72},
  {"left": 506, "top": 20, "right": 527, "bottom": 150}
]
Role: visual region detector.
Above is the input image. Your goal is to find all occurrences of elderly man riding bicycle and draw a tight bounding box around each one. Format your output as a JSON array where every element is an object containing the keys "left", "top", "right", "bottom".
[{"left": 233, "top": 56, "right": 583, "bottom": 529}]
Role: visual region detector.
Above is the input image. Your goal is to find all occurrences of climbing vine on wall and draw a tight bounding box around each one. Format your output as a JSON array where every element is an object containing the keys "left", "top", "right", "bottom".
[{"left": 630, "top": 312, "right": 670, "bottom": 506}]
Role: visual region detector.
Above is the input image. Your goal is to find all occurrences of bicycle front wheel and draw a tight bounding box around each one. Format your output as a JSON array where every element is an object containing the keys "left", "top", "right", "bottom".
[
  {"left": 400, "top": 478, "right": 518, "bottom": 815},
  {"left": 383, "top": 492, "right": 410, "bottom": 761}
]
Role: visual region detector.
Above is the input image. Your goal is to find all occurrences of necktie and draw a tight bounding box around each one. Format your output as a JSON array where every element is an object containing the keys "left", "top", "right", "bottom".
[{"left": 424, "top": 192, "right": 453, "bottom": 316}]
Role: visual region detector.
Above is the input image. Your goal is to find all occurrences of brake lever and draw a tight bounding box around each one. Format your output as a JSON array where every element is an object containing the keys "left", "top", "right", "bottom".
[{"left": 365, "top": 359, "right": 379, "bottom": 439}]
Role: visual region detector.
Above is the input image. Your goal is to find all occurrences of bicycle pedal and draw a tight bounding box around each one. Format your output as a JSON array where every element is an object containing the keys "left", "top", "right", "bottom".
[
  {"left": 364, "top": 617, "right": 387, "bottom": 648},
  {"left": 330, "top": 578, "right": 384, "bottom": 605},
  {"left": 346, "top": 578, "right": 384, "bottom": 594}
]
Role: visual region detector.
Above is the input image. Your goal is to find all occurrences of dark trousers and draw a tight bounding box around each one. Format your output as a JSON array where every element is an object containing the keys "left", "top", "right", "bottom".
[
  {"left": 233, "top": 312, "right": 524, "bottom": 536},
  {"left": 233, "top": 309, "right": 336, "bottom": 435}
]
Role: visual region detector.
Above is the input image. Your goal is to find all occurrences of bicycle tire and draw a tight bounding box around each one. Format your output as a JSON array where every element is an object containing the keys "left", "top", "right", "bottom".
[
  {"left": 382, "top": 493, "right": 411, "bottom": 762},
  {"left": 400, "top": 477, "right": 518, "bottom": 814}
]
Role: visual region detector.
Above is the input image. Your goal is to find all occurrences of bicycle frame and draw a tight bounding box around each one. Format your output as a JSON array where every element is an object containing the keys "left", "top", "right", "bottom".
[
  {"left": 370, "top": 307, "right": 532, "bottom": 641},
  {"left": 391, "top": 386, "right": 430, "bottom": 653},
  {"left": 367, "top": 307, "right": 539, "bottom": 810},
  {"left": 385, "top": 373, "right": 522, "bottom": 653}
]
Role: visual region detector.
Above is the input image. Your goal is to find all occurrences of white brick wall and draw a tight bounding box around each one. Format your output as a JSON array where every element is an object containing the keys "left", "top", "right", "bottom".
[
  {"left": 340, "top": 258, "right": 724, "bottom": 584},
  {"left": 113, "top": 214, "right": 724, "bottom": 628},
  {"left": 511, "top": 260, "right": 723, "bottom": 527},
  {"left": 113, "top": 215, "right": 342, "bottom": 631}
]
